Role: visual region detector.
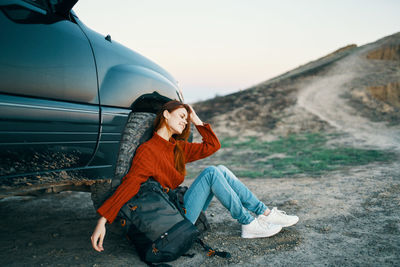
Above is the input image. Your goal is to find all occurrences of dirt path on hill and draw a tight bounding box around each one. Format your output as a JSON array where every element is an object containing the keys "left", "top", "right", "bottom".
[{"left": 297, "top": 48, "right": 400, "bottom": 152}]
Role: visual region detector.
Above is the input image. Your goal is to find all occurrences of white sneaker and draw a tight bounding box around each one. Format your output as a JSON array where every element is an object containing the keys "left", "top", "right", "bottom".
[
  {"left": 241, "top": 218, "right": 282, "bottom": 238},
  {"left": 258, "top": 207, "right": 299, "bottom": 227}
]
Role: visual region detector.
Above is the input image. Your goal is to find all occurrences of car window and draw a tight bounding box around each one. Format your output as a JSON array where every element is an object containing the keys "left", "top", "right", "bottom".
[
  {"left": 1, "top": 0, "right": 74, "bottom": 24},
  {"left": 23, "top": 0, "right": 48, "bottom": 10},
  {"left": 1, "top": 5, "right": 46, "bottom": 23}
]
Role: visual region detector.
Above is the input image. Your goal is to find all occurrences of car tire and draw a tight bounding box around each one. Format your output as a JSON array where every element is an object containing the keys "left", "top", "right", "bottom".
[{"left": 91, "top": 112, "right": 156, "bottom": 210}]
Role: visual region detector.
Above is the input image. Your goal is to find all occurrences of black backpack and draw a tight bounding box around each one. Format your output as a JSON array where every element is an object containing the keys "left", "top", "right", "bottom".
[{"left": 118, "top": 178, "right": 230, "bottom": 265}]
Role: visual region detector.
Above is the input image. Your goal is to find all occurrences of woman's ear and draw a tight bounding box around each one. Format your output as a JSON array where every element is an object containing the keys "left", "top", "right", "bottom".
[{"left": 163, "top": 110, "right": 170, "bottom": 120}]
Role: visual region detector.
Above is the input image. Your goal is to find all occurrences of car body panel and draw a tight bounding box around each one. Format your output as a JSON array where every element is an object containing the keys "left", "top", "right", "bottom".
[
  {"left": 74, "top": 16, "right": 181, "bottom": 108},
  {"left": 0, "top": 94, "right": 99, "bottom": 178},
  {"left": 0, "top": 10, "right": 99, "bottom": 104},
  {"left": 85, "top": 107, "right": 132, "bottom": 179}
]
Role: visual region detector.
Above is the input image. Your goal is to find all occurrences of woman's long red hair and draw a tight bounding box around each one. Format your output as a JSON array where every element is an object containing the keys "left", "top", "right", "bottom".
[{"left": 153, "top": 100, "right": 191, "bottom": 176}]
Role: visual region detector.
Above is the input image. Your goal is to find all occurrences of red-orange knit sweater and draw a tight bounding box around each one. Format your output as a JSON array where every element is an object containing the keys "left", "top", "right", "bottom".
[{"left": 97, "top": 123, "right": 221, "bottom": 223}]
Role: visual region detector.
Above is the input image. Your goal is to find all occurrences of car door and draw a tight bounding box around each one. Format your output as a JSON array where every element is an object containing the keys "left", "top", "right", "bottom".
[{"left": 0, "top": 0, "right": 100, "bottom": 180}]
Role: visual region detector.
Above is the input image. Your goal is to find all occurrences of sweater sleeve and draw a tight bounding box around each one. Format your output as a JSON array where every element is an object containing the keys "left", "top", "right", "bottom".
[
  {"left": 182, "top": 123, "right": 221, "bottom": 163},
  {"left": 97, "top": 145, "right": 154, "bottom": 224}
]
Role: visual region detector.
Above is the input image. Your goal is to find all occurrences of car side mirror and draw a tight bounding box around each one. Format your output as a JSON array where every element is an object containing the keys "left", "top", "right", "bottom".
[{"left": 48, "top": 0, "right": 78, "bottom": 17}]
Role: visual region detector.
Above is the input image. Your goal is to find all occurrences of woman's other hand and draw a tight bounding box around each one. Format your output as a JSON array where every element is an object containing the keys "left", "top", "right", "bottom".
[
  {"left": 188, "top": 105, "right": 203, "bottom": 126},
  {"left": 91, "top": 216, "right": 107, "bottom": 252}
]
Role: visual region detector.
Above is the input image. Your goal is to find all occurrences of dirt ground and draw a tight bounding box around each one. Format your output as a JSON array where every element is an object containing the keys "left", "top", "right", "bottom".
[
  {"left": 1, "top": 34, "right": 399, "bottom": 266},
  {"left": 1, "top": 159, "right": 399, "bottom": 266}
]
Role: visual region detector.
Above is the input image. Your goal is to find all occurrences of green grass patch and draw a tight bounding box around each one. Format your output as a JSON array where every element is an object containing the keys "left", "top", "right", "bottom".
[
  {"left": 219, "top": 137, "right": 237, "bottom": 148},
  {"left": 219, "top": 133, "right": 396, "bottom": 178},
  {"left": 235, "top": 170, "right": 264, "bottom": 178}
]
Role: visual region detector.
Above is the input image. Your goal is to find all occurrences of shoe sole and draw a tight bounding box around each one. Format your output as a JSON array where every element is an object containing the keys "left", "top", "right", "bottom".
[{"left": 241, "top": 226, "right": 282, "bottom": 239}]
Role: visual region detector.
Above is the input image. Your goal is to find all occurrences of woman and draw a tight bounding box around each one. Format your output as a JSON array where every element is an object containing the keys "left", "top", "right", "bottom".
[{"left": 91, "top": 100, "right": 298, "bottom": 252}]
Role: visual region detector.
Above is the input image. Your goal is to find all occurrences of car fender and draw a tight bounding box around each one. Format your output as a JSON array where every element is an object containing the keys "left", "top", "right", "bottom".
[{"left": 99, "top": 64, "right": 180, "bottom": 108}]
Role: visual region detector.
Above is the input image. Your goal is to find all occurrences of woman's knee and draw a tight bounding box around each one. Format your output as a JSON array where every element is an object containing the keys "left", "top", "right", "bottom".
[
  {"left": 202, "top": 166, "right": 224, "bottom": 183},
  {"left": 216, "top": 164, "right": 228, "bottom": 172},
  {"left": 216, "top": 164, "right": 238, "bottom": 181},
  {"left": 199, "top": 166, "right": 219, "bottom": 181},
  {"left": 204, "top": 165, "right": 219, "bottom": 174}
]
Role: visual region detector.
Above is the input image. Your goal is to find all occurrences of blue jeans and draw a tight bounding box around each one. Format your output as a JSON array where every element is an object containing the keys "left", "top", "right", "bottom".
[{"left": 183, "top": 165, "right": 267, "bottom": 225}]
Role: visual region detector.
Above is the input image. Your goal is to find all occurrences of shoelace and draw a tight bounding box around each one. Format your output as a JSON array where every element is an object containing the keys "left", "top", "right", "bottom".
[{"left": 274, "top": 208, "right": 287, "bottom": 216}]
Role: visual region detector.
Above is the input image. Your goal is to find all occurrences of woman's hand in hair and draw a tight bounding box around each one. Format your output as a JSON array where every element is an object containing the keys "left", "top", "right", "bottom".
[
  {"left": 91, "top": 217, "right": 107, "bottom": 252},
  {"left": 188, "top": 105, "right": 203, "bottom": 126}
]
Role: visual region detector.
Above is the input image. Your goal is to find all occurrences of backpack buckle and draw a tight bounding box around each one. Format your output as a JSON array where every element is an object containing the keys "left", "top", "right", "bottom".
[
  {"left": 152, "top": 244, "right": 159, "bottom": 255},
  {"left": 207, "top": 249, "right": 216, "bottom": 257}
]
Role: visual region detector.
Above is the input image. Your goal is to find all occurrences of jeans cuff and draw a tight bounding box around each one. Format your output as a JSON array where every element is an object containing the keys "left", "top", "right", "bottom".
[{"left": 241, "top": 216, "right": 255, "bottom": 225}]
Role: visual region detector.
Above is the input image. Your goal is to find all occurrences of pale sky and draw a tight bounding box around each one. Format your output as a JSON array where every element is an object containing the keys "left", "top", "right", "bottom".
[{"left": 74, "top": 0, "right": 400, "bottom": 103}]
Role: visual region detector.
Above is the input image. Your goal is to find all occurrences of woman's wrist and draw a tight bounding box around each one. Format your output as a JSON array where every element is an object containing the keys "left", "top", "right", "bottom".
[
  {"left": 188, "top": 105, "right": 203, "bottom": 126},
  {"left": 98, "top": 216, "right": 107, "bottom": 225},
  {"left": 192, "top": 116, "right": 203, "bottom": 126}
]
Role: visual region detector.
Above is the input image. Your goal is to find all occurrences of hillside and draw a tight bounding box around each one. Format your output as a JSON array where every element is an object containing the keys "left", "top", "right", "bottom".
[{"left": 193, "top": 32, "right": 400, "bottom": 141}]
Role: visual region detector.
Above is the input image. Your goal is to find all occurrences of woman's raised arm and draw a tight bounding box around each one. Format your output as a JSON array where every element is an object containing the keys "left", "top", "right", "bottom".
[{"left": 182, "top": 105, "right": 221, "bottom": 162}]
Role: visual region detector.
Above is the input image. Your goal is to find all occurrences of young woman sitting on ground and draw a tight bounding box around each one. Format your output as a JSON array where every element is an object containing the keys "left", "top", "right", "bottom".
[{"left": 91, "top": 100, "right": 299, "bottom": 252}]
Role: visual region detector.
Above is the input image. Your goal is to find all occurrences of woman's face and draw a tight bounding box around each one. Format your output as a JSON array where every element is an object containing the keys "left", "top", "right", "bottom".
[{"left": 164, "top": 107, "right": 189, "bottom": 135}]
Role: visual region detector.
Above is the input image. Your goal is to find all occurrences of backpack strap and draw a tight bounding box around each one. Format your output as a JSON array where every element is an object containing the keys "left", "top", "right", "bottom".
[
  {"left": 166, "top": 189, "right": 187, "bottom": 217},
  {"left": 143, "top": 239, "right": 229, "bottom": 266},
  {"left": 195, "top": 238, "right": 231, "bottom": 259}
]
